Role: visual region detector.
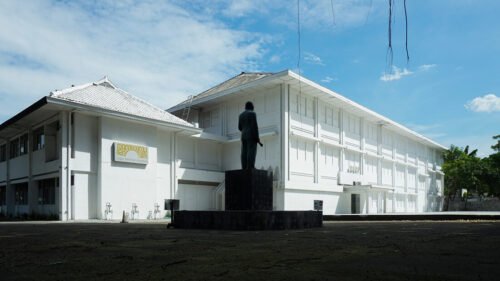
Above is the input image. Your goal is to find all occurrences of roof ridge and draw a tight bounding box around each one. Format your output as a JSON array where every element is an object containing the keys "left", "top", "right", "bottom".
[
  {"left": 50, "top": 76, "right": 115, "bottom": 97},
  {"left": 177, "top": 71, "right": 273, "bottom": 106},
  {"left": 50, "top": 77, "right": 193, "bottom": 127}
]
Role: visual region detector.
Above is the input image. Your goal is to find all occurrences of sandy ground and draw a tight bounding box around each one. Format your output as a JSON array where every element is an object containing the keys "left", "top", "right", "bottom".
[{"left": 1, "top": 221, "right": 499, "bottom": 281}]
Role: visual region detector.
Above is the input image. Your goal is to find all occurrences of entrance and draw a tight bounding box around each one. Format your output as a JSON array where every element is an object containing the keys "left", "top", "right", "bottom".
[{"left": 351, "top": 194, "right": 360, "bottom": 214}]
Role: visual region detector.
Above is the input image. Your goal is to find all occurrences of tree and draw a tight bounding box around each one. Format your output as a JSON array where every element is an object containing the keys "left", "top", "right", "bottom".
[
  {"left": 443, "top": 136, "right": 500, "bottom": 210},
  {"left": 442, "top": 145, "right": 485, "bottom": 209},
  {"left": 480, "top": 135, "right": 500, "bottom": 196}
]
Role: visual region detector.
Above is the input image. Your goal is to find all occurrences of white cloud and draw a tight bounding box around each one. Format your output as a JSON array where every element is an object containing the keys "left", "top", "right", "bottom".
[
  {"left": 406, "top": 123, "right": 446, "bottom": 139},
  {"left": 0, "top": 0, "right": 269, "bottom": 118},
  {"left": 221, "top": 0, "right": 261, "bottom": 18},
  {"left": 269, "top": 55, "right": 281, "bottom": 64},
  {"left": 304, "top": 52, "right": 324, "bottom": 65},
  {"left": 465, "top": 94, "right": 500, "bottom": 112},
  {"left": 211, "top": 0, "right": 379, "bottom": 31},
  {"left": 321, "top": 76, "right": 337, "bottom": 83},
  {"left": 418, "top": 64, "right": 437, "bottom": 71},
  {"left": 292, "top": 0, "right": 376, "bottom": 30},
  {"left": 380, "top": 66, "right": 413, "bottom": 82}
]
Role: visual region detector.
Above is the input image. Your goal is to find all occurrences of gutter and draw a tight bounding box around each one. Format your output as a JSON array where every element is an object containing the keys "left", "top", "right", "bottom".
[{"left": 0, "top": 97, "right": 47, "bottom": 132}]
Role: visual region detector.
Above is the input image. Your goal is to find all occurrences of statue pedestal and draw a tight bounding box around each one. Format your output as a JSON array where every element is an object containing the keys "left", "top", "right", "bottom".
[
  {"left": 171, "top": 169, "right": 323, "bottom": 230},
  {"left": 225, "top": 169, "right": 273, "bottom": 211}
]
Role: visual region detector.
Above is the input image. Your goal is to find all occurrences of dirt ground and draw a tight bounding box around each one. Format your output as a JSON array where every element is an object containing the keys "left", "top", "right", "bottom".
[{"left": 1, "top": 221, "right": 499, "bottom": 281}]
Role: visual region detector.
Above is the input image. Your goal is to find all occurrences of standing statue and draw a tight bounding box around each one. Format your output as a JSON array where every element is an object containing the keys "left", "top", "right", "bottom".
[{"left": 238, "top": 101, "right": 263, "bottom": 170}]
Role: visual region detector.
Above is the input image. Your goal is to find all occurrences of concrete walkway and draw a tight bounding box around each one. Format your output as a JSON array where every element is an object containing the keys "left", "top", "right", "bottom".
[{"left": 324, "top": 211, "right": 500, "bottom": 221}]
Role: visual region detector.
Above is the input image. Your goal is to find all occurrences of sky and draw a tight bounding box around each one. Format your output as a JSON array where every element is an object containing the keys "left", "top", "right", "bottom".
[{"left": 0, "top": 0, "right": 499, "bottom": 156}]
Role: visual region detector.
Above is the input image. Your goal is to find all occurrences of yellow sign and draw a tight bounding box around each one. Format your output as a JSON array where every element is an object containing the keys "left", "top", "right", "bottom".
[{"left": 113, "top": 142, "right": 148, "bottom": 164}]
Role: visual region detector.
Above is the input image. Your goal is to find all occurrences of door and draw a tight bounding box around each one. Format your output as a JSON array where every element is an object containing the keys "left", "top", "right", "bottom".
[{"left": 351, "top": 194, "right": 360, "bottom": 214}]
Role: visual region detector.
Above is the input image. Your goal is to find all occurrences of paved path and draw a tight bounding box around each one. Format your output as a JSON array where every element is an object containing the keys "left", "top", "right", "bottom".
[{"left": 1, "top": 221, "right": 499, "bottom": 281}]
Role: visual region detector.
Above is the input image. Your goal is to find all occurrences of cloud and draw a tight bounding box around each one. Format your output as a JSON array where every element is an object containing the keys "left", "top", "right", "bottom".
[
  {"left": 380, "top": 66, "right": 413, "bottom": 82},
  {"left": 406, "top": 123, "right": 446, "bottom": 139},
  {"left": 304, "top": 52, "right": 324, "bottom": 65},
  {"left": 210, "top": 0, "right": 379, "bottom": 31},
  {"left": 418, "top": 64, "right": 437, "bottom": 71},
  {"left": 321, "top": 76, "right": 337, "bottom": 83},
  {"left": 221, "top": 0, "right": 261, "bottom": 18},
  {"left": 269, "top": 55, "right": 281, "bottom": 64},
  {"left": 0, "top": 0, "right": 269, "bottom": 118},
  {"left": 294, "top": 0, "right": 376, "bottom": 30},
  {"left": 465, "top": 94, "right": 500, "bottom": 112}
]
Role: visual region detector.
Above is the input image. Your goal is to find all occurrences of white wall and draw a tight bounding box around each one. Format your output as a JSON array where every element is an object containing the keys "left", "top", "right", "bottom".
[
  {"left": 99, "top": 117, "right": 162, "bottom": 219},
  {"left": 284, "top": 189, "right": 348, "bottom": 215},
  {"left": 72, "top": 113, "right": 98, "bottom": 173}
]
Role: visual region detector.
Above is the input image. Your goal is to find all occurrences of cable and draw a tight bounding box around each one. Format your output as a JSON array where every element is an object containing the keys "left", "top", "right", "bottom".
[
  {"left": 387, "top": 0, "right": 394, "bottom": 71},
  {"left": 404, "top": 0, "right": 410, "bottom": 62}
]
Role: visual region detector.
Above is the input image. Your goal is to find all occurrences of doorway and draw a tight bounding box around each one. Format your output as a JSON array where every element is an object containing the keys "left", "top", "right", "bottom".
[{"left": 351, "top": 194, "right": 360, "bottom": 214}]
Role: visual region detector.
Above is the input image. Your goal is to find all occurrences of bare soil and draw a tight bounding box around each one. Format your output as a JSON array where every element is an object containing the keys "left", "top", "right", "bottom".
[{"left": 1, "top": 221, "right": 499, "bottom": 281}]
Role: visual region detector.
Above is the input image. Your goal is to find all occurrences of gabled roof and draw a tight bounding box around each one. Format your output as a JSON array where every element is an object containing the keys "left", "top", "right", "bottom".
[
  {"left": 50, "top": 77, "right": 193, "bottom": 128},
  {"left": 168, "top": 70, "right": 447, "bottom": 150},
  {"left": 173, "top": 72, "right": 273, "bottom": 108}
]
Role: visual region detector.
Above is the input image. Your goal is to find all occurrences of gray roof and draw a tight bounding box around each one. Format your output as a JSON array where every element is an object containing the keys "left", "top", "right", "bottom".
[
  {"left": 50, "top": 77, "right": 193, "bottom": 127},
  {"left": 174, "top": 72, "right": 273, "bottom": 108}
]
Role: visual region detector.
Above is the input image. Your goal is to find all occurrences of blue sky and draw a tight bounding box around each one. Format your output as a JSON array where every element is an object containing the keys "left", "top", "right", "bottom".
[{"left": 0, "top": 0, "right": 499, "bottom": 156}]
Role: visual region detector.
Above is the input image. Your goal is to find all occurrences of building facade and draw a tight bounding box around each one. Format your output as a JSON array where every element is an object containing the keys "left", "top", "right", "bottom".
[
  {"left": 168, "top": 70, "right": 446, "bottom": 215},
  {"left": 0, "top": 71, "right": 445, "bottom": 220}
]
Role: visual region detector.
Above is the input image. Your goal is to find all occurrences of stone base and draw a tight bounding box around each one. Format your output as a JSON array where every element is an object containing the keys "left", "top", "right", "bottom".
[
  {"left": 172, "top": 210, "right": 323, "bottom": 230},
  {"left": 225, "top": 169, "right": 273, "bottom": 211}
]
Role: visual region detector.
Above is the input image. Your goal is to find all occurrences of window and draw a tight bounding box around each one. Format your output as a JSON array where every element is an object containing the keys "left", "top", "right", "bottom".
[
  {"left": 8, "top": 134, "right": 30, "bottom": 159},
  {"left": 38, "top": 178, "right": 57, "bottom": 205},
  {"left": 19, "top": 134, "right": 28, "bottom": 155},
  {"left": 345, "top": 151, "right": 361, "bottom": 174},
  {"left": 33, "top": 127, "right": 45, "bottom": 151},
  {"left": 45, "top": 121, "right": 59, "bottom": 162},
  {"left": 10, "top": 138, "right": 19, "bottom": 158},
  {"left": 0, "top": 186, "right": 6, "bottom": 205},
  {"left": 15, "top": 183, "right": 28, "bottom": 205},
  {"left": 0, "top": 144, "right": 6, "bottom": 162}
]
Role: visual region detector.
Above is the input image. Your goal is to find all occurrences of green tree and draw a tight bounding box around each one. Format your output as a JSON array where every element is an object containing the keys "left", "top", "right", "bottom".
[
  {"left": 480, "top": 135, "right": 500, "bottom": 196},
  {"left": 442, "top": 145, "right": 484, "bottom": 209}
]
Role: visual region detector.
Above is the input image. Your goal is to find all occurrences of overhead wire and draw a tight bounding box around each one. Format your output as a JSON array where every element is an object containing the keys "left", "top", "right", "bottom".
[
  {"left": 404, "top": 0, "right": 410, "bottom": 63},
  {"left": 387, "top": 0, "right": 394, "bottom": 71}
]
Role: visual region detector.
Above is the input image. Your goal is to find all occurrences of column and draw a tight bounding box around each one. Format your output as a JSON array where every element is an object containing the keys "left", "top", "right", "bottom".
[
  {"left": 360, "top": 118, "right": 365, "bottom": 176},
  {"left": 58, "top": 111, "right": 73, "bottom": 221},
  {"left": 339, "top": 110, "right": 345, "bottom": 172},
  {"left": 313, "top": 97, "right": 319, "bottom": 183},
  {"left": 5, "top": 140, "right": 13, "bottom": 215},
  {"left": 170, "top": 132, "right": 178, "bottom": 200},
  {"left": 27, "top": 127, "right": 36, "bottom": 214},
  {"left": 280, "top": 83, "right": 290, "bottom": 185},
  {"left": 96, "top": 117, "right": 103, "bottom": 219},
  {"left": 377, "top": 125, "right": 382, "bottom": 185}
]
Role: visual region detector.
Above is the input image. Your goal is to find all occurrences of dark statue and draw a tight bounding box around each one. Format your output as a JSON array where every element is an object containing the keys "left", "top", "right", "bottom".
[{"left": 238, "top": 101, "right": 262, "bottom": 169}]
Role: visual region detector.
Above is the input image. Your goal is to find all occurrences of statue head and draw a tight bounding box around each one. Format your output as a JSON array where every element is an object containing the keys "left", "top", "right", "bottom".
[{"left": 245, "top": 101, "right": 254, "bottom": 111}]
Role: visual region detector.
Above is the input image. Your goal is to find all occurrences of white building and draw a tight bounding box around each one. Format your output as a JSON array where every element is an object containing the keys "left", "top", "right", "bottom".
[{"left": 0, "top": 71, "right": 445, "bottom": 220}]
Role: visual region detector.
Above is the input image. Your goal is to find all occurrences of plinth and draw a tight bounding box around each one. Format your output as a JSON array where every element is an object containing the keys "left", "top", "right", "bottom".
[
  {"left": 225, "top": 169, "right": 272, "bottom": 210},
  {"left": 172, "top": 169, "right": 323, "bottom": 230}
]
